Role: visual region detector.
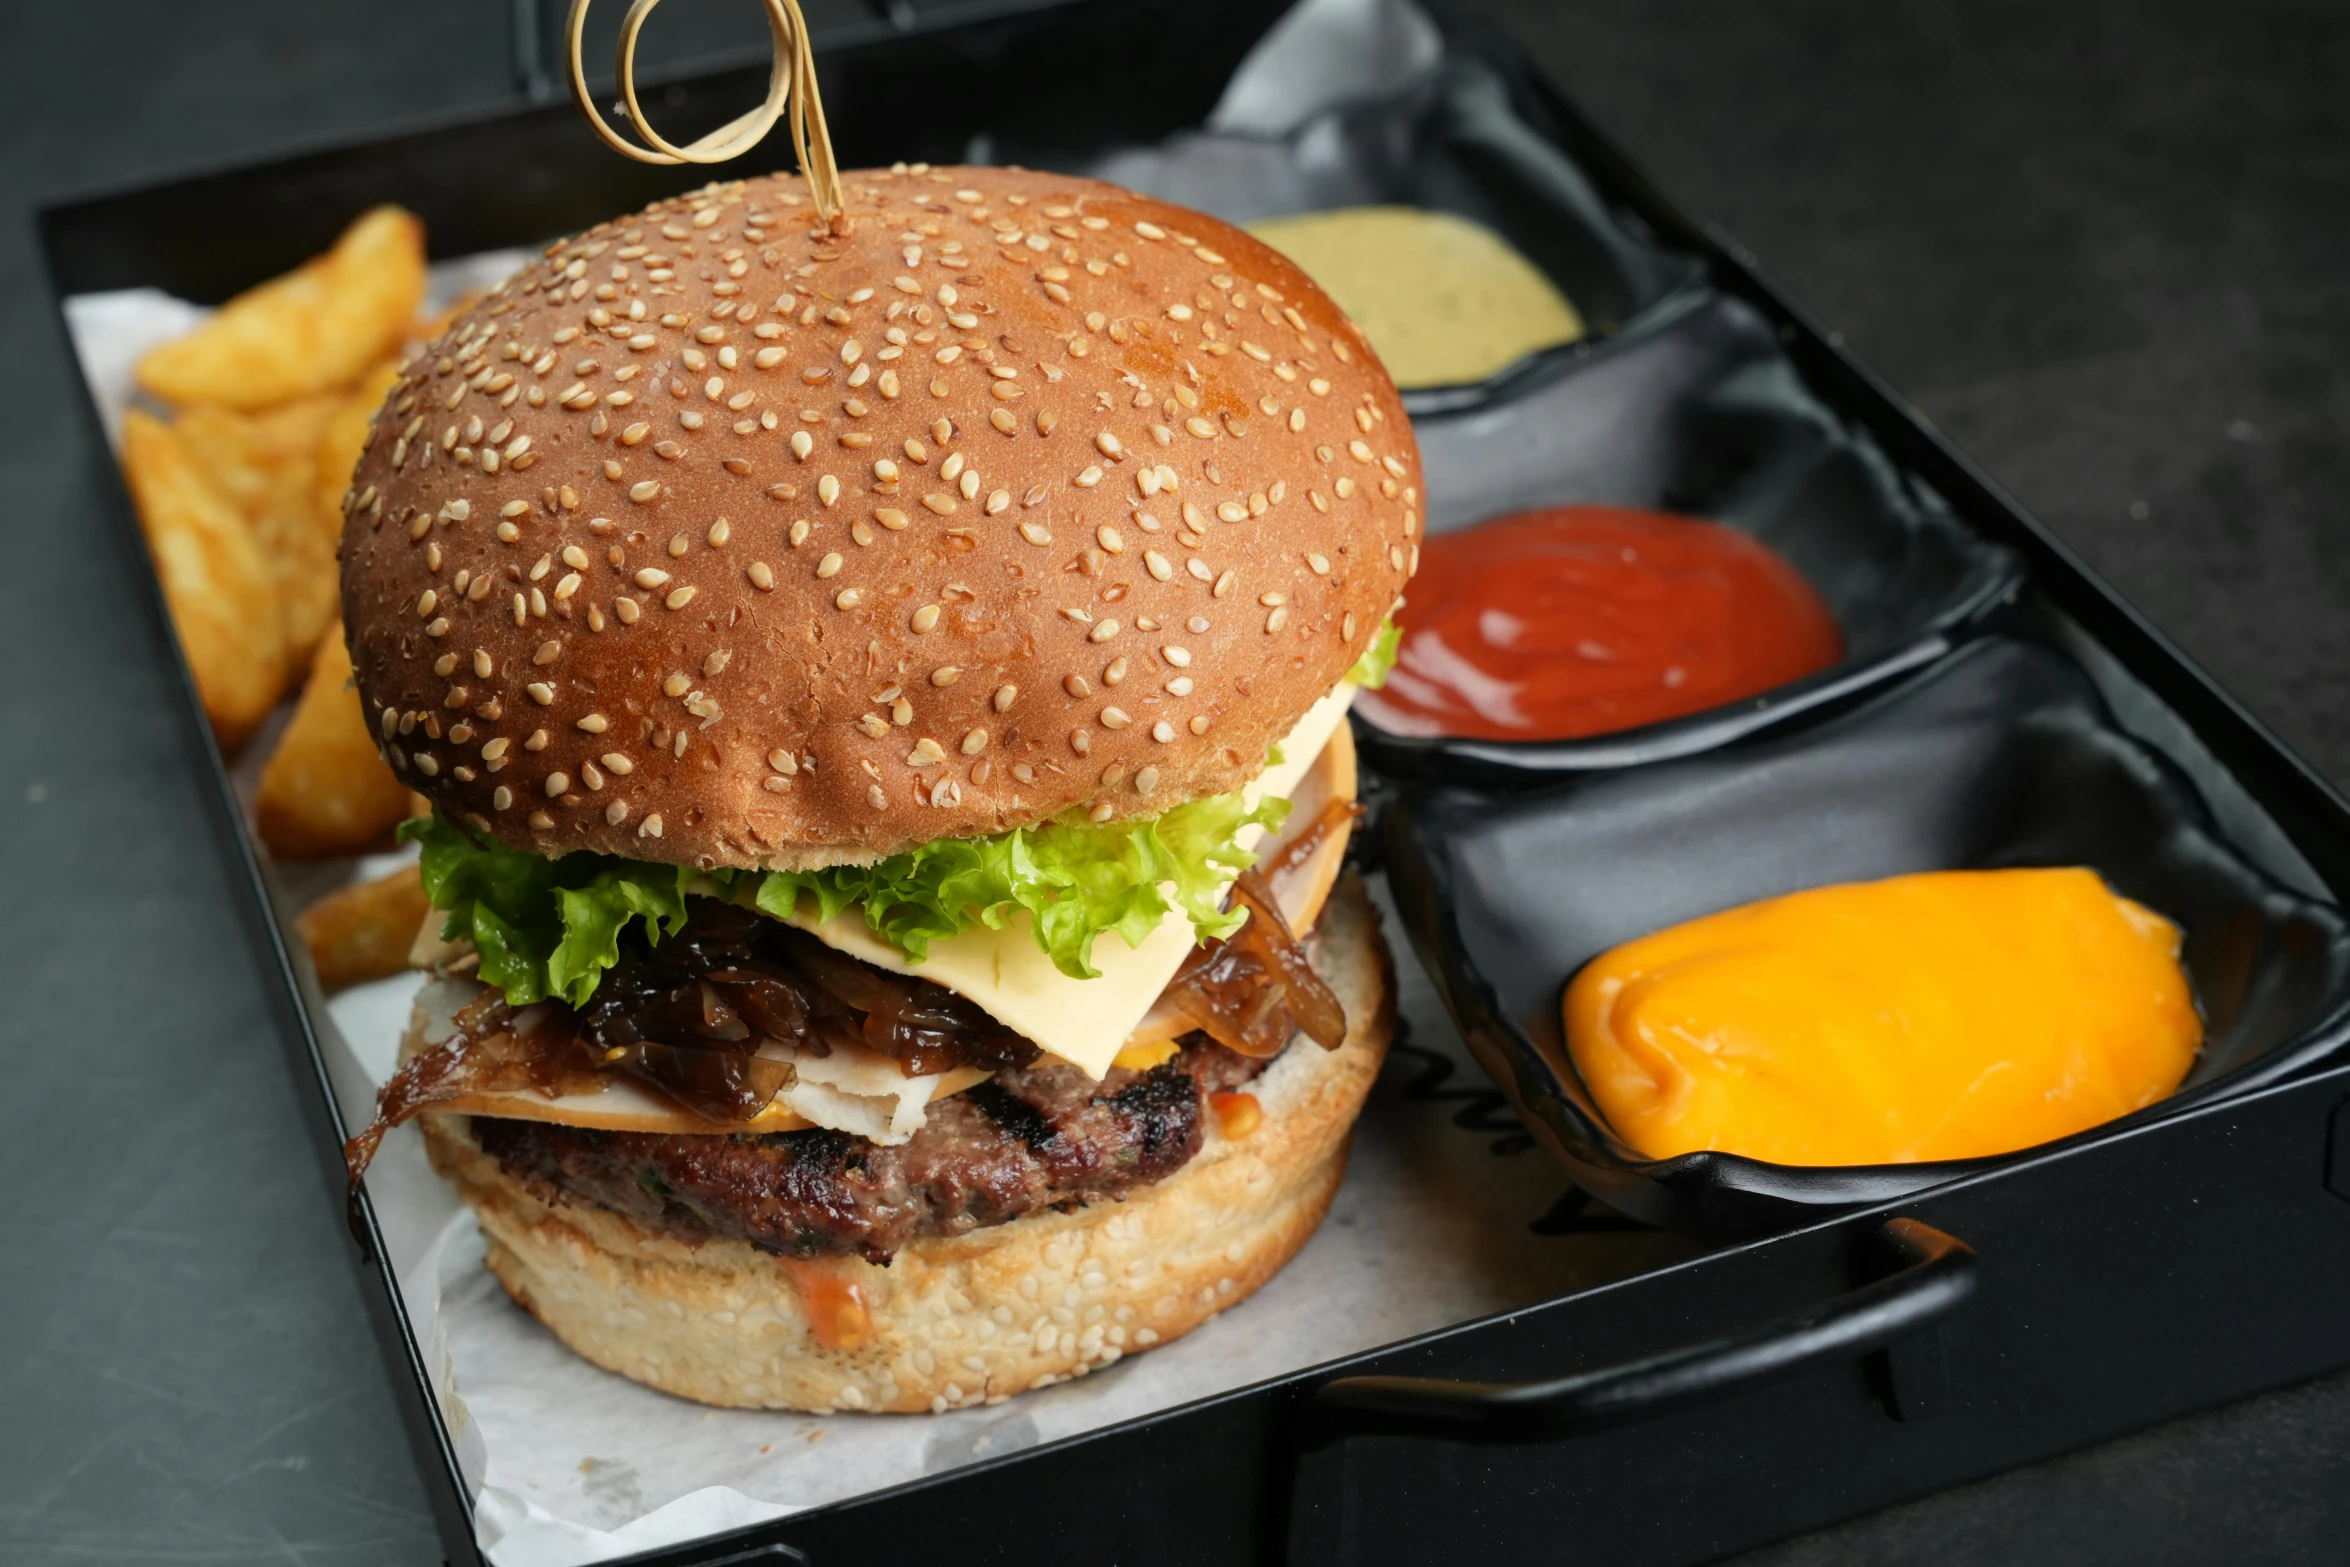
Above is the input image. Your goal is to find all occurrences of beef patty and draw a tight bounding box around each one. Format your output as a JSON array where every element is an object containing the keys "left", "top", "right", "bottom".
[{"left": 469, "top": 1034, "right": 1271, "bottom": 1264}]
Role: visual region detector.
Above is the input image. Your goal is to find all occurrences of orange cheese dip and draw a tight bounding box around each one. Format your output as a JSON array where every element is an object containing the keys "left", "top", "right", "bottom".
[{"left": 1564, "top": 868, "right": 2202, "bottom": 1166}]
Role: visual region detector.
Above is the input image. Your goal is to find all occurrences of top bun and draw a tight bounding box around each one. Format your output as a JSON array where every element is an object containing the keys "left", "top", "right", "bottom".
[{"left": 340, "top": 167, "right": 1419, "bottom": 870}]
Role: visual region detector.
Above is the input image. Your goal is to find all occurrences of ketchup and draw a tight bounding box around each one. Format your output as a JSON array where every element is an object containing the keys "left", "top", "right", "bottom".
[{"left": 1356, "top": 505, "right": 1842, "bottom": 741}]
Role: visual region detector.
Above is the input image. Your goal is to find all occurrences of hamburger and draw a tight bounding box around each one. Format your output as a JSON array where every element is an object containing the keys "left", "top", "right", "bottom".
[{"left": 337, "top": 164, "right": 1421, "bottom": 1414}]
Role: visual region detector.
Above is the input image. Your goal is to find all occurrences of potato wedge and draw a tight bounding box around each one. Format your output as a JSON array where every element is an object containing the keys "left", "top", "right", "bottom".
[
  {"left": 312, "top": 357, "right": 405, "bottom": 555},
  {"left": 257, "top": 627, "right": 413, "bottom": 858},
  {"left": 176, "top": 394, "right": 343, "bottom": 665},
  {"left": 135, "top": 206, "right": 427, "bottom": 410},
  {"left": 119, "top": 409, "right": 288, "bottom": 751},
  {"left": 298, "top": 864, "right": 430, "bottom": 993}
]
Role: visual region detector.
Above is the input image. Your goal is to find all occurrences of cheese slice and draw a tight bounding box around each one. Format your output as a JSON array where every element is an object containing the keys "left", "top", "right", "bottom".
[{"left": 787, "top": 682, "right": 1358, "bottom": 1078}]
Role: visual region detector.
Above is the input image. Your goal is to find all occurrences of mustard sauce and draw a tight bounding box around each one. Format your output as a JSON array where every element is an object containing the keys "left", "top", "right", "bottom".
[{"left": 1245, "top": 206, "right": 1582, "bottom": 387}]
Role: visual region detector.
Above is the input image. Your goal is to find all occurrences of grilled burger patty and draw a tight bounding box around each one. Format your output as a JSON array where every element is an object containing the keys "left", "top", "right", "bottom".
[{"left": 467, "top": 1036, "right": 1271, "bottom": 1264}]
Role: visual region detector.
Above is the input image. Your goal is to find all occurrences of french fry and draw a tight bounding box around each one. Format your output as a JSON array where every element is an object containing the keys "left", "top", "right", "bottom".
[
  {"left": 298, "top": 864, "right": 430, "bottom": 993},
  {"left": 119, "top": 409, "right": 287, "bottom": 751},
  {"left": 135, "top": 205, "right": 427, "bottom": 410},
  {"left": 257, "top": 627, "right": 413, "bottom": 858},
  {"left": 312, "top": 356, "right": 405, "bottom": 561},
  {"left": 175, "top": 394, "right": 342, "bottom": 666}
]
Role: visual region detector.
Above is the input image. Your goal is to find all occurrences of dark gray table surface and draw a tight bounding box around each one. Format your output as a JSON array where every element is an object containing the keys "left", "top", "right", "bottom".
[{"left": 4, "top": 2, "right": 2344, "bottom": 1562}]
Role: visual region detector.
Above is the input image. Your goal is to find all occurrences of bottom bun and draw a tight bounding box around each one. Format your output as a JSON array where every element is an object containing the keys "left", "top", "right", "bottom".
[{"left": 422, "top": 871, "right": 1395, "bottom": 1413}]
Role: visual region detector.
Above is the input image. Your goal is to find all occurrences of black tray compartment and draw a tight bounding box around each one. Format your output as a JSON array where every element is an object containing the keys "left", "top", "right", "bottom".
[
  {"left": 1382, "top": 634, "right": 2350, "bottom": 1238},
  {"left": 1358, "top": 286, "right": 2024, "bottom": 784},
  {"left": 1080, "top": 52, "right": 1703, "bottom": 354}
]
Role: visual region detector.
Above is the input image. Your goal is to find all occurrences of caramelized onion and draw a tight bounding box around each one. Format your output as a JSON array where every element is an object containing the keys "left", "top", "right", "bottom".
[{"left": 1163, "top": 869, "right": 1347, "bottom": 1058}]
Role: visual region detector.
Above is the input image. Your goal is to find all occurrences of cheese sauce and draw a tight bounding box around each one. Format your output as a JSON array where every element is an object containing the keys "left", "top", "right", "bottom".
[
  {"left": 1564, "top": 868, "right": 2203, "bottom": 1166},
  {"left": 1356, "top": 506, "right": 1842, "bottom": 742}
]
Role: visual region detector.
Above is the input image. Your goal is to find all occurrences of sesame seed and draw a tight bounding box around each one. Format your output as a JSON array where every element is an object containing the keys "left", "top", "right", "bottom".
[
  {"left": 1344, "top": 611, "right": 1359, "bottom": 639},
  {"left": 1213, "top": 570, "right": 1237, "bottom": 599},
  {"left": 1188, "top": 615, "right": 1211, "bottom": 633},
  {"left": 1266, "top": 606, "right": 1291, "bottom": 632},
  {"left": 1166, "top": 676, "right": 1194, "bottom": 696},
  {"left": 907, "top": 737, "right": 946, "bottom": 766},
  {"left": 1089, "top": 619, "right": 1119, "bottom": 642},
  {"left": 1070, "top": 729, "right": 1091, "bottom": 756},
  {"left": 1217, "top": 501, "right": 1248, "bottom": 524},
  {"left": 545, "top": 773, "right": 570, "bottom": 798},
  {"left": 1088, "top": 801, "right": 1115, "bottom": 822},
  {"left": 615, "top": 595, "right": 643, "bottom": 622},
  {"left": 577, "top": 713, "right": 609, "bottom": 733},
  {"left": 1019, "top": 521, "right": 1052, "bottom": 546},
  {"left": 640, "top": 813, "right": 664, "bottom": 838},
  {"left": 662, "top": 672, "right": 691, "bottom": 697},
  {"left": 911, "top": 603, "right": 941, "bottom": 633},
  {"left": 993, "top": 682, "right": 1018, "bottom": 714},
  {"left": 875, "top": 507, "right": 909, "bottom": 531},
  {"left": 1100, "top": 706, "right": 1131, "bottom": 729},
  {"left": 867, "top": 784, "right": 889, "bottom": 809},
  {"left": 492, "top": 786, "right": 514, "bottom": 809},
  {"left": 816, "top": 552, "right": 844, "bottom": 579},
  {"left": 836, "top": 587, "right": 864, "bottom": 609},
  {"left": 1097, "top": 524, "right": 1124, "bottom": 553}
]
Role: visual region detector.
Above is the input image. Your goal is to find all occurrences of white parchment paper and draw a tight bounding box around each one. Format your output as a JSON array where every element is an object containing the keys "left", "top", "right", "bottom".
[{"left": 61, "top": 4, "right": 1702, "bottom": 1560}]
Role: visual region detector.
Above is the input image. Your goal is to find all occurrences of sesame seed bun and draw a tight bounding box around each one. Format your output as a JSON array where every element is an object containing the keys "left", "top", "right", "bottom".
[
  {"left": 418, "top": 870, "right": 1393, "bottom": 1412},
  {"left": 340, "top": 168, "right": 1420, "bottom": 869}
]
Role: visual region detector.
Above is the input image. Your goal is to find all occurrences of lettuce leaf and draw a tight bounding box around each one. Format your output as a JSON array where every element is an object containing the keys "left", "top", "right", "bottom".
[
  {"left": 750, "top": 787, "right": 1289, "bottom": 980},
  {"left": 399, "top": 813, "right": 690, "bottom": 1007},
  {"left": 1347, "top": 616, "right": 1403, "bottom": 689},
  {"left": 401, "top": 782, "right": 1292, "bottom": 1006}
]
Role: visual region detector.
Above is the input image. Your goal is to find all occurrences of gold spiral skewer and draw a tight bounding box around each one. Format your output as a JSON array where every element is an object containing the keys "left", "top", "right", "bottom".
[{"left": 564, "top": 0, "right": 845, "bottom": 229}]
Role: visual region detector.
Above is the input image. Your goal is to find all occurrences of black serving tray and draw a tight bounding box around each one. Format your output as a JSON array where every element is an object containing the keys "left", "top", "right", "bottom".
[{"left": 41, "top": 1, "right": 2350, "bottom": 1564}]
